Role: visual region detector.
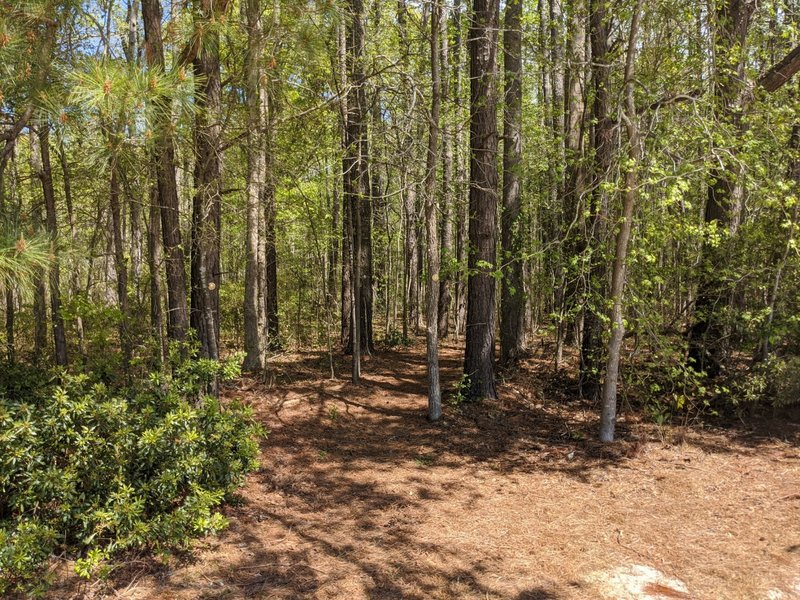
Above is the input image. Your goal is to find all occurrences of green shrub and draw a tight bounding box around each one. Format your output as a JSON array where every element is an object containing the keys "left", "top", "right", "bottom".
[
  {"left": 733, "top": 355, "right": 800, "bottom": 409},
  {"left": 383, "top": 327, "right": 411, "bottom": 348},
  {"left": 0, "top": 356, "right": 263, "bottom": 596}
]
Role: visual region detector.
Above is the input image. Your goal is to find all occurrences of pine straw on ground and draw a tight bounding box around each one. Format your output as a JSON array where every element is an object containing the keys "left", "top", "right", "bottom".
[{"left": 53, "top": 341, "right": 800, "bottom": 600}]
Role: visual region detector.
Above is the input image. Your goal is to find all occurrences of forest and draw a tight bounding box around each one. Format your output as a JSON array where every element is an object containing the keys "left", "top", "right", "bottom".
[{"left": 1, "top": 0, "right": 800, "bottom": 597}]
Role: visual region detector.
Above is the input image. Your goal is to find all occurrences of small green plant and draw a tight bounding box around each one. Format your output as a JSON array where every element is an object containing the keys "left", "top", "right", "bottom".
[
  {"left": 448, "top": 374, "right": 471, "bottom": 407},
  {"left": 414, "top": 452, "right": 436, "bottom": 467},
  {"left": 328, "top": 405, "right": 340, "bottom": 420},
  {"left": 383, "top": 327, "right": 411, "bottom": 348},
  {"left": 732, "top": 355, "right": 800, "bottom": 410}
]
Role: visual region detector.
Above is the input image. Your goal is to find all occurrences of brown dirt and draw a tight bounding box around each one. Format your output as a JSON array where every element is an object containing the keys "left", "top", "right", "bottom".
[{"left": 56, "top": 342, "right": 800, "bottom": 600}]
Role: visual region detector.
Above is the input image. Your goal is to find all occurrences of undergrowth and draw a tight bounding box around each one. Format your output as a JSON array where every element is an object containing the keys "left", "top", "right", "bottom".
[{"left": 0, "top": 351, "right": 263, "bottom": 596}]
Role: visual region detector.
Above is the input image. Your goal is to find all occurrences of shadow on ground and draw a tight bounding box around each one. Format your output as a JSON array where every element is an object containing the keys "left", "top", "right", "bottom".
[{"left": 76, "top": 340, "right": 799, "bottom": 600}]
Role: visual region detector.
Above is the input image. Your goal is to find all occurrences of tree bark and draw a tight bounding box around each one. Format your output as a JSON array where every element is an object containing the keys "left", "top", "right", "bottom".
[
  {"left": 36, "top": 125, "right": 68, "bottom": 366},
  {"left": 453, "top": 0, "right": 468, "bottom": 339},
  {"left": 500, "top": 0, "right": 524, "bottom": 367},
  {"left": 344, "top": 0, "right": 368, "bottom": 379},
  {"left": 109, "top": 161, "right": 132, "bottom": 369},
  {"left": 556, "top": 0, "right": 587, "bottom": 366},
  {"left": 141, "top": 0, "right": 190, "bottom": 343},
  {"left": 580, "top": 0, "right": 613, "bottom": 397},
  {"left": 599, "top": 0, "right": 642, "bottom": 443},
  {"left": 147, "top": 170, "right": 166, "bottom": 365},
  {"left": 437, "top": 3, "right": 454, "bottom": 340},
  {"left": 425, "top": 0, "right": 442, "bottom": 421},
  {"left": 0, "top": 149, "right": 15, "bottom": 363},
  {"left": 243, "top": 0, "right": 267, "bottom": 371},
  {"left": 190, "top": 0, "right": 224, "bottom": 361},
  {"left": 464, "top": 0, "right": 499, "bottom": 400}
]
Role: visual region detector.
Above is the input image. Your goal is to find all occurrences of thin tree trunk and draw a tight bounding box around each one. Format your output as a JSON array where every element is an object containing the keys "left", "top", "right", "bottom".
[
  {"left": 600, "top": 0, "right": 642, "bottom": 442},
  {"left": 147, "top": 171, "right": 166, "bottom": 365},
  {"left": 338, "top": 20, "right": 354, "bottom": 350},
  {"left": 0, "top": 149, "right": 14, "bottom": 363},
  {"left": 57, "top": 139, "right": 87, "bottom": 364},
  {"left": 464, "top": 0, "right": 499, "bottom": 400},
  {"left": 453, "top": 0, "right": 468, "bottom": 339},
  {"left": 109, "top": 161, "right": 132, "bottom": 369},
  {"left": 437, "top": 2, "right": 454, "bottom": 340},
  {"left": 426, "top": 0, "right": 442, "bottom": 420},
  {"left": 402, "top": 171, "right": 418, "bottom": 341},
  {"left": 37, "top": 125, "right": 68, "bottom": 366},
  {"left": 264, "top": 70, "right": 280, "bottom": 350},
  {"left": 243, "top": 0, "right": 267, "bottom": 371},
  {"left": 329, "top": 178, "right": 340, "bottom": 312}
]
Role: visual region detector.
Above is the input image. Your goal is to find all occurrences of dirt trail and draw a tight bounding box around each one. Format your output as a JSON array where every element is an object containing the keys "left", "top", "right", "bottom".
[{"left": 66, "top": 344, "right": 800, "bottom": 599}]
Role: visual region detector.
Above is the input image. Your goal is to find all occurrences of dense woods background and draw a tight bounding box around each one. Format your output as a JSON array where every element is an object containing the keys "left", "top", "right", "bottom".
[{"left": 2, "top": 0, "right": 800, "bottom": 593}]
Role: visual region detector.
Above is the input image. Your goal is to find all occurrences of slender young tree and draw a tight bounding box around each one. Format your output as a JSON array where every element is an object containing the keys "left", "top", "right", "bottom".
[
  {"left": 243, "top": 0, "right": 267, "bottom": 371},
  {"left": 35, "top": 124, "right": 68, "bottom": 366},
  {"left": 438, "top": 1, "right": 454, "bottom": 339},
  {"left": 464, "top": 0, "right": 499, "bottom": 400},
  {"left": 425, "top": 0, "right": 442, "bottom": 420},
  {"left": 109, "top": 160, "right": 131, "bottom": 369},
  {"left": 599, "top": 0, "right": 643, "bottom": 442}
]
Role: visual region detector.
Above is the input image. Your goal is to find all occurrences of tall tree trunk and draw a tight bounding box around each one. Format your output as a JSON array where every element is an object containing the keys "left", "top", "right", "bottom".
[
  {"left": 453, "top": 0, "right": 468, "bottom": 339},
  {"left": 264, "top": 97, "right": 280, "bottom": 351},
  {"left": 338, "top": 20, "right": 354, "bottom": 350},
  {"left": 109, "top": 161, "right": 131, "bottom": 368},
  {"left": 464, "top": 0, "right": 499, "bottom": 400},
  {"left": 329, "top": 177, "right": 340, "bottom": 314},
  {"left": 147, "top": 171, "right": 166, "bottom": 365},
  {"left": 550, "top": 0, "right": 565, "bottom": 201},
  {"left": 500, "top": 0, "right": 524, "bottom": 367},
  {"left": 0, "top": 148, "right": 14, "bottom": 363},
  {"left": 36, "top": 125, "right": 68, "bottom": 366},
  {"left": 243, "top": 0, "right": 267, "bottom": 371},
  {"left": 343, "top": 0, "right": 370, "bottom": 359},
  {"left": 437, "top": 2, "right": 454, "bottom": 340},
  {"left": 359, "top": 126, "right": 374, "bottom": 354},
  {"left": 141, "top": 0, "right": 190, "bottom": 343},
  {"left": 426, "top": 0, "right": 442, "bottom": 420},
  {"left": 580, "top": 0, "right": 613, "bottom": 397},
  {"left": 556, "top": 0, "right": 587, "bottom": 366},
  {"left": 688, "top": 0, "right": 757, "bottom": 375},
  {"left": 344, "top": 0, "right": 368, "bottom": 379},
  {"left": 397, "top": 0, "right": 419, "bottom": 341},
  {"left": 58, "top": 140, "right": 88, "bottom": 364},
  {"left": 191, "top": 0, "right": 224, "bottom": 361},
  {"left": 600, "top": 0, "right": 642, "bottom": 443}
]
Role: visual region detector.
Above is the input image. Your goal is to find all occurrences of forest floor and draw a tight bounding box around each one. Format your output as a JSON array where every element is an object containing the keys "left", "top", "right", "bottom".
[{"left": 56, "top": 341, "right": 800, "bottom": 600}]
